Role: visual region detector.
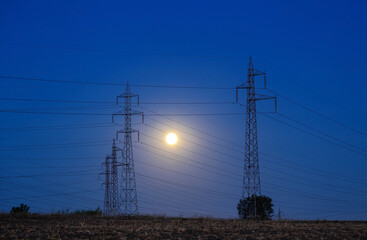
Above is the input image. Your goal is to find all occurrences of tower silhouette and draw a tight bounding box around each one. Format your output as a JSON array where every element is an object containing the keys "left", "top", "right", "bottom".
[
  {"left": 110, "top": 139, "right": 121, "bottom": 215},
  {"left": 236, "top": 57, "right": 276, "bottom": 218},
  {"left": 102, "top": 154, "right": 111, "bottom": 215},
  {"left": 102, "top": 139, "right": 121, "bottom": 216},
  {"left": 113, "top": 83, "right": 143, "bottom": 215}
]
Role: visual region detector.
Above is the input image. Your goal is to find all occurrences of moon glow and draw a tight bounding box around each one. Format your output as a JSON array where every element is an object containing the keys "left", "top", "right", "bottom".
[{"left": 165, "top": 133, "right": 178, "bottom": 145}]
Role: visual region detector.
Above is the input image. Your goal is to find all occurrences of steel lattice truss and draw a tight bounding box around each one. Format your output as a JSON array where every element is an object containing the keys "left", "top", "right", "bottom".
[
  {"left": 236, "top": 57, "right": 276, "bottom": 218},
  {"left": 115, "top": 83, "right": 142, "bottom": 215},
  {"left": 102, "top": 83, "right": 143, "bottom": 216},
  {"left": 244, "top": 58, "right": 262, "bottom": 199}
]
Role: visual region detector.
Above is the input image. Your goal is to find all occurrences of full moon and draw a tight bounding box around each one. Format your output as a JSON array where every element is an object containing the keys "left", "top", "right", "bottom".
[{"left": 165, "top": 133, "right": 178, "bottom": 145}]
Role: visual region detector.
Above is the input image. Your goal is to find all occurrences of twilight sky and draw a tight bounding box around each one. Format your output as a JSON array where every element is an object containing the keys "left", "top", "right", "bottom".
[{"left": 0, "top": 0, "right": 367, "bottom": 219}]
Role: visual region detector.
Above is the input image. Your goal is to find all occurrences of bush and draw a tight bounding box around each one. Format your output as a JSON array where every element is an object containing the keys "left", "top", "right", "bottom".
[
  {"left": 56, "top": 209, "right": 70, "bottom": 215},
  {"left": 237, "top": 195, "right": 274, "bottom": 220},
  {"left": 72, "top": 208, "right": 102, "bottom": 216},
  {"left": 10, "top": 203, "right": 30, "bottom": 214}
]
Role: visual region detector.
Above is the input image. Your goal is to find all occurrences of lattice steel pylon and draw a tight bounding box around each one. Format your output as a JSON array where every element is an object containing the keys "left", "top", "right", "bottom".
[
  {"left": 113, "top": 83, "right": 143, "bottom": 215},
  {"left": 236, "top": 57, "right": 276, "bottom": 219},
  {"left": 110, "top": 138, "right": 121, "bottom": 215},
  {"left": 101, "top": 138, "right": 121, "bottom": 216},
  {"left": 102, "top": 154, "right": 111, "bottom": 215}
]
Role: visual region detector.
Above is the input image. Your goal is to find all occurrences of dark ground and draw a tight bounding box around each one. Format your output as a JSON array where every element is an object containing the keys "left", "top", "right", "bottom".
[{"left": 1, "top": 214, "right": 367, "bottom": 239}]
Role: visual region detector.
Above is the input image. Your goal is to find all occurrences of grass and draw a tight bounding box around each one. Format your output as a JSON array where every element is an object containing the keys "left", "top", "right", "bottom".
[{"left": 1, "top": 213, "right": 367, "bottom": 239}]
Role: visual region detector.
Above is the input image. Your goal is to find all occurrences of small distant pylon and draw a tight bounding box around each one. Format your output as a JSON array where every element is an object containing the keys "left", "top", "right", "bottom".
[
  {"left": 236, "top": 57, "right": 276, "bottom": 219},
  {"left": 113, "top": 82, "right": 143, "bottom": 215},
  {"left": 278, "top": 208, "right": 282, "bottom": 221},
  {"left": 110, "top": 139, "right": 122, "bottom": 215},
  {"left": 102, "top": 139, "right": 122, "bottom": 216},
  {"left": 102, "top": 154, "right": 111, "bottom": 215}
]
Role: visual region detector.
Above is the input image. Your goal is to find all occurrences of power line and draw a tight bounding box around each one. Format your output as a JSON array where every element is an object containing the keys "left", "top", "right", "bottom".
[
  {"left": 261, "top": 167, "right": 367, "bottom": 197},
  {"left": 0, "top": 109, "right": 246, "bottom": 116},
  {"left": 145, "top": 117, "right": 243, "bottom": 154},
  {"left": 143, "top": 112, "right": 367, "bottom": 201},
  {"left": 0, "top": 75, "right": 236, "bottom": 89},
  {"left": 138, "top": 184, "right": 235, "bottom": 215},
  {"left": 136, "top": 143, "right": 239, "bottom": 181},
  {"left": 0, "top": 179, "right": 102, "bottom": 206},
  {"left": 137, "top": 160, "right": 239, "bottom": 188},
  {"left": 2, "top": 105, "right": 117, "bottom": 113},
  {"left": 136, "top": 169, "right": 364, "bottom": 207},
  {"left": 277, "top": 112, "right": 367, "bottom": 154},
  {"left": 137, "top": 159, "right": 354, "bottom": 218},
  {"left": 2, "top": 74, "right": 367, "bottom": 218},
  {"left": 0, "top": 190, "right": 98, "bottom": 201},
  {"left": 263, "top": 181, "right": 364, "bottom": 204},
  {"left": 150, "top": 115, "right": 366, "bottom": 186},
  {"left": 266, "top": 88, "right": 367, "bottom": 138},
  {"left": 141, "top": 123, "right": 367, "bottom": 195},
  {"left": 4, "top": 127, "right": 360, "bottom": 201},
  {"left": 140, "top": 101, "right": 235, "bottom": 105},
  {"left": 139, "top": 111, "right": 367, "bottom": 200},
  {"left": 260, "top": 152, "right": 367, "bottom": 184},
  {"left": 3, "top": 165, "right": 100, "bottom": 169},
  {"left": 1, "top": 168, "right": 104, "bottom": 204},
  {"left": 140, "top": 105, "right": 245, "bottom": 149},
  {"left": 0, "top": 169, "right": 99, "bottom": 178},
  {"left": 137, "top": 177, "right": 236, "bottom": 210},
  {"left": 0, "top": 143, "right": 111, "bottom": 151},
  {"left": 140, "top": 129, "right": 242, "bottom": 168},
  {"left": 0, "top": 186, "right": 101, "bottom": 211},
  {"left": 1, "top": 177, "right": 103, "bottom": 209},
  {"left": 0, "top": 97, "right": 235, "bottom": 105},
  {"left": 135, "top": 172, "right": 239, "bottom": 200},
  {"left": 0, "top": 156, "right": 101, "bottom": 160},
  {"left": 135, "top": 147, "right": 239, "bottom": 189},
  {"left": 0, "top": 97, "right": 112, "bottom": 104},
  {"left": 0, "top": 109, "right": 112, "bottom": 116},
  {"left": 142, "top": 105, "right": 367, "bottom": 184},
  {"left": 262, "top": 113, "right": 367, "bottom": 157},
  {"left": 2, "top": 161, "right": 239, "bottom": 216},
  {"left": 0, "top": 122, "right": 113, "bottom": 132},
  {"left": 144, "top": 120, "right": 367, "bottom": 187},
  {"left": 0, "top": 140, "right": 112, "bottom": 151},
  {"left": 137, "top": 131, "right": 366, "bottom": 205}
]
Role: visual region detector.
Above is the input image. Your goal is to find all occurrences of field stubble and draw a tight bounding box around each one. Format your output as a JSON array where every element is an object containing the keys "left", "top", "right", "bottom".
[{"left": 1, "top": 214, "right": 367, "bottom": 239}]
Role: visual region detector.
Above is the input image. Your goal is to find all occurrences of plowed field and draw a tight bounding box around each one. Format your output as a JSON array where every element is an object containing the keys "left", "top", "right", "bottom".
[{"left": 1, "top": 214, "right": 367, "bottom": 239}]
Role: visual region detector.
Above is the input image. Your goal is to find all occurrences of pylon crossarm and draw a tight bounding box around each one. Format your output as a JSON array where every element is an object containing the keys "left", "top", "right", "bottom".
[
  {"left": 254, "top": 96, "right": 275, "bottom": 101},
  {"left": 116, "top": 94, "right": 139, "bottom": 104},
  {"left": 253, "top": 69, "right": 265, "bottom": 76},
  {"left": 254, "top": 94, "right": 277, "bottom": 112},
  {"left": 116, "top": 129, "right": 138, "bottom": 141},
  {"left": 112, "top": 111, "right": 143, "bottom": 123},
  {"left": 236, "top": 85, "right": 249, "bottom": 102}
]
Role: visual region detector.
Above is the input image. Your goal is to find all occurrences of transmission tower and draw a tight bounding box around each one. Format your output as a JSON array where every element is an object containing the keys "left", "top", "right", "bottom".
[
  {"left": 102, "top": 154, "right": 111, "bottom": 215},
  {"left": 101, "top": 138, "right": 121, "bottom": 216},
  {"left": 110, "top": 138, "right": 121, "bottom": 215},
  {"left": 236, "top": 57, "right": 276, "bottom": 219},
  {"left": 113, "top": 83, "right": 143, "bottom": 215}
]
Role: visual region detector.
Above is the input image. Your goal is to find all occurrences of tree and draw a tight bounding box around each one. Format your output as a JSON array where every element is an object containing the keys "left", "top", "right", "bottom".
[
  {"left": 237, "top": 195, "right": 274, "bottom": 220},
  {"left": 10, "top": 203, "right": 30, "bottom": 214}
]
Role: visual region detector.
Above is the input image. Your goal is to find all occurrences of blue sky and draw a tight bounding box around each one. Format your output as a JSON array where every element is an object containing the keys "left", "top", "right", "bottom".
[{"left": 0, "top": 0, "right": 367, "bottom": 219}]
